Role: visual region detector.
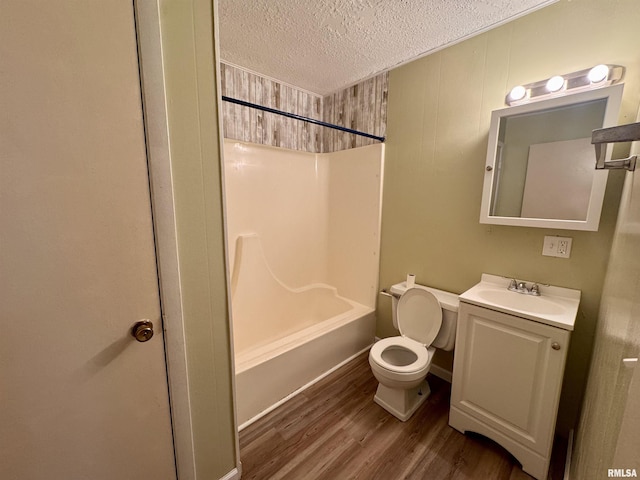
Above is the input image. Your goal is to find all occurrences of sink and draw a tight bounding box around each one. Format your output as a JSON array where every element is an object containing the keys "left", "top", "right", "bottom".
[
  {"left": 459, "top": 274, "right": 581, "bottom": 331},
  {"left": 476, "top": 289, "right": 567, "bottom": 316}
]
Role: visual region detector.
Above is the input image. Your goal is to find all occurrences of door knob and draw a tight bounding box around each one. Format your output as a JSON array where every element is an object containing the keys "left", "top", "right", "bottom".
[{"left": 131, "top": 320, "right": 154, "bottom": 342}]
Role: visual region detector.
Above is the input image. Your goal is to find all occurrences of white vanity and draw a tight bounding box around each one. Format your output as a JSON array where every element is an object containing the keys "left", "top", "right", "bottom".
[{"left": 449, "top": 274, "right": 580, "bottom": 480}]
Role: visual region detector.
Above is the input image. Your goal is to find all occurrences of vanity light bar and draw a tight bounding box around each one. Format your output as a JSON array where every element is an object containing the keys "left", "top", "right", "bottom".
[{"left": 505, "top": 65, "right": 624, "bottom": 106}]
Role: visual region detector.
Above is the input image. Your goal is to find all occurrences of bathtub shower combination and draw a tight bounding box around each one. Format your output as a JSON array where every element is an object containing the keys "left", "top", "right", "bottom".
[{"left": 224, "top": 139, "right": 384, "bottom": 426}]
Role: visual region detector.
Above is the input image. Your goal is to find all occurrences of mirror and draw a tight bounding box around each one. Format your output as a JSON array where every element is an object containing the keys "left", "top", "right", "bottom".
[{"left": 480, "top": 84, "right": 623, "bottom": 231}]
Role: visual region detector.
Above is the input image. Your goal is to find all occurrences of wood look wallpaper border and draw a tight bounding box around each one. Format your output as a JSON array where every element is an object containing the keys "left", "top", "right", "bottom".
[
  {"left": 322, "top": 74, "right": 388, "bottom": 153},
  {"left": 220, "top": 63, "right": 387, "bottom": 153},
  {"left": 220, "top": 63, "right": 323, "bottom": 153}
]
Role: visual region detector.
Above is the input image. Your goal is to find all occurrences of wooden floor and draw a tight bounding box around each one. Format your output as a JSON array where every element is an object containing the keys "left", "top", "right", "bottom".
[{"left": 239, "top": 352, "right": 566, "bottom": 480}]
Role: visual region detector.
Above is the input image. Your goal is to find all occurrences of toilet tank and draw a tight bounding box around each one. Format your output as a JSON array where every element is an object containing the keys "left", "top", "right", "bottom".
[{"left": 389, "top": 281, "right": 458, "bottom": 351}]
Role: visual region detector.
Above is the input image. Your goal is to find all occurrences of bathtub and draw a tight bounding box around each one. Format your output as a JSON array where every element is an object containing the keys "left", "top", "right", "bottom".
[{"left": 231, "top": 234, "right": 376, "bottom": 427}]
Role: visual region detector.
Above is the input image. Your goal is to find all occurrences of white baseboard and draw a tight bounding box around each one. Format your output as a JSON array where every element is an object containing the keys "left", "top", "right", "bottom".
[
  {"left": 564, "top": 429, "right": 574, "bottom": 480},
  {"left": 429, "top": 364, "right": 452, "bottom": 383},
  {"left": 219, "top": 466, "right": 241, "bottom": 480}
]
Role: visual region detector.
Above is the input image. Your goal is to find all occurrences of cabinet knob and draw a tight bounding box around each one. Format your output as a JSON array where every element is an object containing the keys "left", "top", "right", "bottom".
[
  {"left": 551, "top": 342, "right": 561, "bottom": 350},
  {"left": 486, "top": 165, "right": 493, "bottom": 171}
]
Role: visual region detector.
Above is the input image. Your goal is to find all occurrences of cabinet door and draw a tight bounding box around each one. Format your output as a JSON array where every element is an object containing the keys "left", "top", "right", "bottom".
[{"left": 451, "top": 302, "right": 570, "bottom": 456}]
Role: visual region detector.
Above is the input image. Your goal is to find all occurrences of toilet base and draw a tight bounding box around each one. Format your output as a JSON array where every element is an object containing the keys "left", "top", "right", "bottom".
[{"left": 373, "top": 379, "right": 431, "bottom": 421}]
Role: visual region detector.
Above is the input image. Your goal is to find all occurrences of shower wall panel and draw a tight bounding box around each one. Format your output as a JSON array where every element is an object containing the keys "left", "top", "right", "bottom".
[
  {"left": 223, "top": 139, "right": 384, "bottom": 307},
  {"left": 326, "top": 144, "right": 385, "bottom": 308},
  {"left": 223, "top": 140, "right": 329, "bottom": 288}
]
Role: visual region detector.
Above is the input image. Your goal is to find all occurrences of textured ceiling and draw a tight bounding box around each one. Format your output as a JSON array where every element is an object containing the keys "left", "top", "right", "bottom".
[{"left": 219, "top": 0, "right": 557, "bottom": 95}]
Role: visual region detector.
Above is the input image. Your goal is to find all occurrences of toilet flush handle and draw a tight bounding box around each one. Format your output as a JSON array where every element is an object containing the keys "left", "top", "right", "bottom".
[{"left": 379, "top": 289, "right": 401, "bottom": 299}]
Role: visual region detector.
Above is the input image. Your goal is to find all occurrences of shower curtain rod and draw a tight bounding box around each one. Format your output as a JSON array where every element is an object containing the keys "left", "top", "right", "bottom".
[{"left": 221, "top": 96, "right": 385, "bottom": 142}]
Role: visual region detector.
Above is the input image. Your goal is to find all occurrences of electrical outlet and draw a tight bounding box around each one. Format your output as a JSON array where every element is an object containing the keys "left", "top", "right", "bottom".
[
  {"left": 557, "top": 238, "right": 572, "bottom": 258},
  {"left": 543, "top": 236, "right": 573, "bottom": 258}
]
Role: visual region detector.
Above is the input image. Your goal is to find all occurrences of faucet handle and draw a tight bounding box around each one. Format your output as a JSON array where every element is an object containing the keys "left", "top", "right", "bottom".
[
  {"left": 530, "top": 283, "right": 540, "bottom": 296},
  {"left": 508, "top": 279, "right": 518, "bottom": 291}
]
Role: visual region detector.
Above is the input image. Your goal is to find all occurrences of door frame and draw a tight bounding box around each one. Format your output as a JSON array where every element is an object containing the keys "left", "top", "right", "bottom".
[{"left": 134, "top": 1, "right": 240, "bottom": 479}]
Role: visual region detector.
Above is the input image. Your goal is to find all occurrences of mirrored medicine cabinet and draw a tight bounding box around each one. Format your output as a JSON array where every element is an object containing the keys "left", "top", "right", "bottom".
[{"left": 480, "top": 84, "right": 623, "bottom": 231}]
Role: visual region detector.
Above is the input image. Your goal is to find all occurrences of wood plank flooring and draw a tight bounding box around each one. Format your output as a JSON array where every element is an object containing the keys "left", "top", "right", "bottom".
[{"left": 239, "top": 352, "right": 566, "bottom": 480}]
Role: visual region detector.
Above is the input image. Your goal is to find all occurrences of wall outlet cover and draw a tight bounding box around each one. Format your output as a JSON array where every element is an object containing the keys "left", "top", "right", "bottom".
[{"left": 543, "top": 236, "right": 573, "bottom": 258}]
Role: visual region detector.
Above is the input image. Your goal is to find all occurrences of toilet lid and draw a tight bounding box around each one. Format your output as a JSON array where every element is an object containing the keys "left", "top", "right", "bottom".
[{"left": 397, "top": 287, "right": 442, "bottom": 346}]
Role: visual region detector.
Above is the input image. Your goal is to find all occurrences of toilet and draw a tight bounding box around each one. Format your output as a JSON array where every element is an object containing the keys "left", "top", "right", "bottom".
[{"left": 369, "top": 281, "right": 458, "bottom": 421}]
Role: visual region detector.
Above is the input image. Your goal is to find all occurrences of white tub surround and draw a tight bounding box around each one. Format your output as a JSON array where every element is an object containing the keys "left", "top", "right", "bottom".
[
  {"left": 231, "top": 234, "right": 375, "bottom": 425},
  {"left": 224, "top": 140, "right": 384, "bottom": 426},
  {"left": 231, "top": 234, "right": 371, "bottom": 358}
]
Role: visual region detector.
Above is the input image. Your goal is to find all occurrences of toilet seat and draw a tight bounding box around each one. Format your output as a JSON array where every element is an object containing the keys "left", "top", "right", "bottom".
[
  {"left": 370, "top": 288, "right": 442, "bottom": 375},
  {"left": 370, "top": 337, "right": 432, "bottom": 374}
]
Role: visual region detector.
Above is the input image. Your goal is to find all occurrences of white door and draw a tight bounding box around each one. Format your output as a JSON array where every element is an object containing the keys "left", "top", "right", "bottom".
[{"left": 0, "top": 2, "right": 176, "bottom": 479}]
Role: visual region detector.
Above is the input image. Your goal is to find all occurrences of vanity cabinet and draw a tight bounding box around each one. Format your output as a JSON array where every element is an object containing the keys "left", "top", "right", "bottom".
[{"left": 449, "top": 302, "right": 570, "bottom": 480}]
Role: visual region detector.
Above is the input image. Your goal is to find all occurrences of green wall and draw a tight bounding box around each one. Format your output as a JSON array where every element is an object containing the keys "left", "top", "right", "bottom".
[{"left": 379, "top": 0, "right": 640, "bottom": 434}]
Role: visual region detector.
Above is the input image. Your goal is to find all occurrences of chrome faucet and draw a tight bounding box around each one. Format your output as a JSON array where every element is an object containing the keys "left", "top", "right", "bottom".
[{"left": 508, "top": 279, "right": 541, "bottom": 296}]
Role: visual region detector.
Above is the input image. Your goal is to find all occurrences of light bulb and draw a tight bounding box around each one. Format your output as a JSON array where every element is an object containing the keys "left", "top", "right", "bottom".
[
  {"left": 509, "top": 85, "right": 526, "bottom": 101},
  {"left": 588, "top": 64, "right": 609, "bottom": 83},
  {"left": 546, "top": 75, "right": 565, "bottom": 92}
]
